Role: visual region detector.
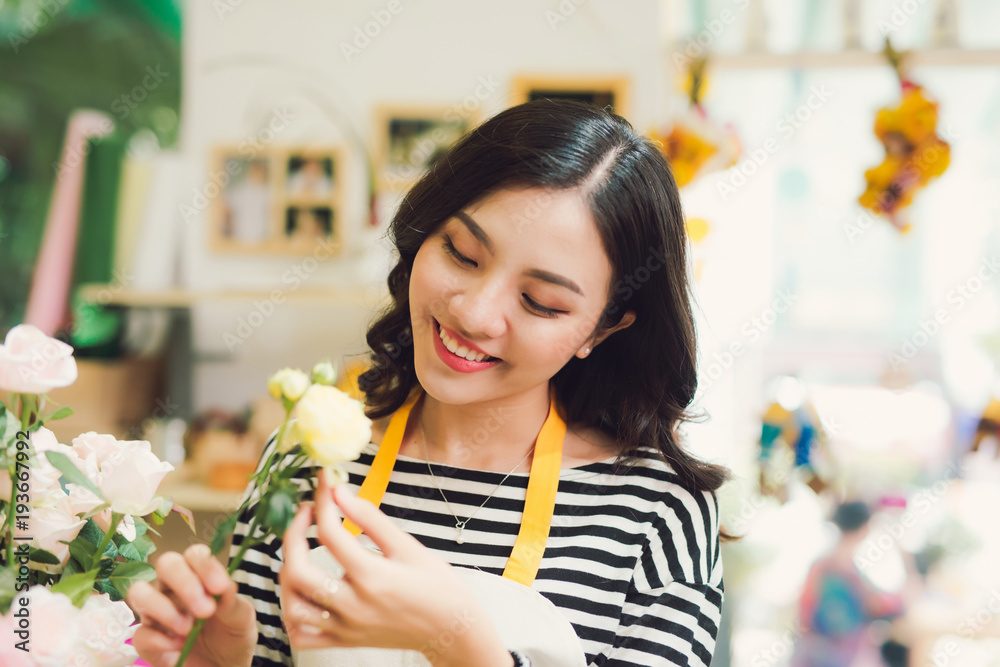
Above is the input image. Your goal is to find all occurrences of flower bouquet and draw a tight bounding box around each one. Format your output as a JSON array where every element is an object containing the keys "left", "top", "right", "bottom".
[
  {"left": 172, "top": 362, "right": 372, "bottom": 666},
  {"left": 0, "top": 324, "right": 182, "bottom": 665},
  {"left": 859, "top": 40, "right": 951, "bottom": 231},
  {"left": 650, "top": 56, "right": 740, "bottom": 188}
]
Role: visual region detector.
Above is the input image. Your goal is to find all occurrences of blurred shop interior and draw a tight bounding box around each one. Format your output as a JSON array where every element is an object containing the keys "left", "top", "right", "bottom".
[{"left": 2, "top": 0, "right": 1000, "bottom": 664}]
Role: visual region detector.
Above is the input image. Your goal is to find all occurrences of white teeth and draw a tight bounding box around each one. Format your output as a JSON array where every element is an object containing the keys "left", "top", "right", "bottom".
[{"left": 437, "top": 323, "right": 495, "bottom": 362}]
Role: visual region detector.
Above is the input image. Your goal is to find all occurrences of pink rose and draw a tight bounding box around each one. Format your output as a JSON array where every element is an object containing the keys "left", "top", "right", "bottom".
[
  {"left": 18, "top": 587, "right": 82, "bottom": 665},
  {"left": 27, "top": 428, "right": 89, "bottom": 507},
  {"left": 79, "top": 593, "right": 139, "bottom": 666},
  {"left": 0, "top": 613, "right": 32, "bottom": 667},
  {"left": 29, "top": 494, "right": 86, "bottom": 566},
  {"left": 4, "top": 588, "right": 138, "bottom": 666},
  {"left": 0, "top": 324, "right": 77, "bottom": 394},
  {"left": 79, "top": 436, "right": 174, "bottom": 516}
]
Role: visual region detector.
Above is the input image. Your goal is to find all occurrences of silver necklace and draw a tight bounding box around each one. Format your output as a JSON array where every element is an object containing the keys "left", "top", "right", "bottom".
[{"left": 418, "top": 418, "right": 534, "bottom": 545}]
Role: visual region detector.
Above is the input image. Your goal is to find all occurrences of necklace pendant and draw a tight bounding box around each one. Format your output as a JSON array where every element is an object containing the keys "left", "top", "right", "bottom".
[{"left": 455, "top": 522, "right": 465, "bottom": 544}]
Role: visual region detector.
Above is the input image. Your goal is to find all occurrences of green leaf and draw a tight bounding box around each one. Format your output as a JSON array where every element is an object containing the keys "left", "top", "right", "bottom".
[
  {"left": 68, "top": 538, "right": 97, "bottom": 567},
  {"left": 0, "top": 565, "right": 17, "bottom": 615},
  {"left": 94, "top": 577, "right": 120, "bottom": 600},
  {"left": 115, "top": 533, "right": 155, "bottom": 562},
  {"left": 45, "top": 406, "right": 74, "bottom": 422},
  {"left": 209, "top": 511, "right": 240, "bottom": 556},
  {"left": 43, "top": 451, "right": 104, "bottom": 500},
  {"left": 107, "top": 561, "right": 156, "bottom": 599},
  {"left": 51, "top": 570, "right": 99, "bottom": 608},
  {"left": 28, "top": 548, "right": 61, "bottom": 565},
  {"left": 62, "top": 556, "right": 83, "bottom": 578},
  {"left": 266, "top": 490, "right": 297, "bottom": 536}
]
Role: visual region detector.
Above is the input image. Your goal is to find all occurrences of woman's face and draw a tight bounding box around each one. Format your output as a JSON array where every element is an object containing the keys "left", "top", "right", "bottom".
[{"left": 409, "top": 187, "right": 629, "bottom": 406}]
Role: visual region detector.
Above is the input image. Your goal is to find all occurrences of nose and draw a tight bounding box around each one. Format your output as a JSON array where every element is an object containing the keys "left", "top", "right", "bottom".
[{"left": 447, "top": 277, "right": 507, "bottom": 340}]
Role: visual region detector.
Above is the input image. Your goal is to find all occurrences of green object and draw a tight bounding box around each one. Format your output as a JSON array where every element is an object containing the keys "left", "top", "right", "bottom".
[
  {"left": 0, "top": 0, "right": 181, "bottom": 333},
  {"left": 71, "top": 133, "right": 126, "bottom": 352}
]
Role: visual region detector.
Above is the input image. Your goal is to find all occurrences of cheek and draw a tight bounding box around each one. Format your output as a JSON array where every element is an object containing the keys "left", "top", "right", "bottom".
[{"left": 512, "top": 319, "right": 591, "bottom": 365}]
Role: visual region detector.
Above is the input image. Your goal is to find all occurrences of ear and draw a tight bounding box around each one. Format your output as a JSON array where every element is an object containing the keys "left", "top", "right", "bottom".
[{"left": 576, "top": 310, "right": 636, "bottom": 359}]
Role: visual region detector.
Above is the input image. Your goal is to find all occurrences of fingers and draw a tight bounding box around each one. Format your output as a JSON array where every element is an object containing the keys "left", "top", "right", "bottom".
[
  {"left": 281, "top": 503, "right": 343, "bottom": 607},
  {"left": 155, "top": 545, "right": 220, "bottom": 619},
  {"left": 126, "top": 578, "right": 194, "bottom": 638},
  {"left": 314, "top": 472, "right": 380, "bottom": 574},
  {"left": 130, "top": 622, "right": 184, "bottom": 665},
  {"left": 330, "top": 481, "right": 422, "bottom": 560},
  {"left": 185, "top": 542, "right": 250, "bottom": 628}
]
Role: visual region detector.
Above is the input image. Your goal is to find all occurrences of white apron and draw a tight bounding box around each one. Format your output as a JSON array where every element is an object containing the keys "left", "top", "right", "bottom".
[
  {"left": 290, "top": 545, "right": 588, "bottom": 666},
  {"left": 291, "top": 386, "right": 588, "bottom": 666}
]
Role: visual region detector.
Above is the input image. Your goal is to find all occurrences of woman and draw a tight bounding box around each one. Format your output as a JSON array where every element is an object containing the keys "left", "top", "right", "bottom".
[{"left": 128, "top": 99, "right": 728, "bottom": 666}]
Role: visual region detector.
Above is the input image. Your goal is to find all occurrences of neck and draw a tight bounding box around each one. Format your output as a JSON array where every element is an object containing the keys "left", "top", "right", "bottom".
[{"left": 417, "top": 383, "right": 551, "bottom": 472}]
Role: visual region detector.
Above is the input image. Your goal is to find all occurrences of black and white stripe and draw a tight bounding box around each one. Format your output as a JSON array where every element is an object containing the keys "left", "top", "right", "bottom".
[{"left": 230, "top": 436, "right": 723, "bottom": 666}]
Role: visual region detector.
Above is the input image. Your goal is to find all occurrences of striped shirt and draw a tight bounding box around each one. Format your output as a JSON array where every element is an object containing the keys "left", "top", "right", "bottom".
[{"left": 230, "top": 435, "right": 723, "bottom": 666}]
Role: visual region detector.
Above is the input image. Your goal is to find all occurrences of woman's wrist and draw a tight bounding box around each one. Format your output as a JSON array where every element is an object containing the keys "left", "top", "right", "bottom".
[{"left": 427, "top": 615, "right": 513, "bottom": 667}]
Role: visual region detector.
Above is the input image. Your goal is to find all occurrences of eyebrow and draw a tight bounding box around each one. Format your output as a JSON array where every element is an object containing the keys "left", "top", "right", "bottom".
[{"left": 454, "top": 211, "right": 585, "bottom": 297}]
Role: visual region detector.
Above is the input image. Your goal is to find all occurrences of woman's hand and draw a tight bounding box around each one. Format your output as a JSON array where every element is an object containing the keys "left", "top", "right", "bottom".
[
  {"left": 125, "top": 543, "right": 257, "bottom": 667},
  {"left": 279, "top": 473, "right": 513, "bottom": 667}
]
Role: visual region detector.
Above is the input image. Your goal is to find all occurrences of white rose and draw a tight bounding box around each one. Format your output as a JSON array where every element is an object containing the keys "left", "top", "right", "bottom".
[
  {"left": 91, "top": 438, "right": 174, "bottom": 516},
  {"left": 78, "top": 593, "right": 139, "bottom": 667},
  {"left": 268, "top": 367, "right": 310, "bottom": 402},
  {"left": 27, "top": 427, "right": 90, "bottom": 508},
  {"left": 289, "top": 385, "right": 372, "bottom": 467},
  {"left": 92, "top": 507, "right": 137, "bottom": 541},
  {"left": 30, "top": 494, "right": 86, "bottom": 566},
  {"left": 0, "top": 612, "right": 32, "bottom": 666},
  {"left": 0, "top": 324, "right": 78, "bottom": 394},
  {"left": 20, "top": 587, "right": 82, "bottom": 666}
]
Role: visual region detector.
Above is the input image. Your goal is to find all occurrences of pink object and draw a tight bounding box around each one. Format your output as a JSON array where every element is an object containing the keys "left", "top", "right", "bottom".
[
  {"left": 24, "top": 110, "right": 115, "bottom": 336},
  {"left": 126, "top": 636, "right": 151, "bottom": 666}
]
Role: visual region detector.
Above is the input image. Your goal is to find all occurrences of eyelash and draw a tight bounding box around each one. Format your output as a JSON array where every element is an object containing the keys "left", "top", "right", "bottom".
[{"left": 441, "top": 236, "right": 566, "bottom": 318}]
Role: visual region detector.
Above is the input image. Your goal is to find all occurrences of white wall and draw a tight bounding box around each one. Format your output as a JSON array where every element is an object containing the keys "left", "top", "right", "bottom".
[{"left": 176, "top": 0, "right": 666, "bottom": 411}]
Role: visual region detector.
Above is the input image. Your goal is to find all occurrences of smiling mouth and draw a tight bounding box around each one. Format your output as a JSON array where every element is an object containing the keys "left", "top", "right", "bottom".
[{"left": 434, "top": 320, "right": 500, "bottom": 362}]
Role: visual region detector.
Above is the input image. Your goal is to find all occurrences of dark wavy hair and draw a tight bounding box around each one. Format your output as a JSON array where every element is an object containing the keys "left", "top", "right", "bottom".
[{"left": 358, "top": 98, "right": 729, "bottom": 495}]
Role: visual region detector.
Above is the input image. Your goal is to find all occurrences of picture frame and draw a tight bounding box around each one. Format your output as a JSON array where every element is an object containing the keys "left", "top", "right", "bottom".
[
  {"left": 209, "top": 145, "right": 344, "bottom": 255},
  {"left": 374, "top": 105, "right": 477, "bottom": 191},
  {"left": 509, "top": 75, "right": 632, "bottom": 119}
]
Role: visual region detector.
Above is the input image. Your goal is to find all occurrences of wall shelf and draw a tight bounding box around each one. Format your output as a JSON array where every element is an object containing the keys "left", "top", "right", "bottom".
[
  {"left": 76, "top": 284, "right": 390, "bottom": 309},
  {"left": 703, "top": 48, "right": 1000, "bottom": 70}
]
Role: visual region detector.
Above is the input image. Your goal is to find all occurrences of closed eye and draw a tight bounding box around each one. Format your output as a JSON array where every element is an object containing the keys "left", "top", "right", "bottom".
[
  {"left": 522, "top": 293, "right": 566, "bottom": 317},
  {"left": 442, "top": 237, "right": 476, "bottom": 267}
]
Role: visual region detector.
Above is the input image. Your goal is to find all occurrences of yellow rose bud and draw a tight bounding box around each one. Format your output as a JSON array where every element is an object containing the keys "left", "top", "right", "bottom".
[
  {"left": 311, "top": 359, "right": 338, "bottom": 386},
  {"left": 292, "top": 385, "right": 372, "bottom": 468},
  {"left": 268, "top": 368, "right": 310, "bottom": 402}
]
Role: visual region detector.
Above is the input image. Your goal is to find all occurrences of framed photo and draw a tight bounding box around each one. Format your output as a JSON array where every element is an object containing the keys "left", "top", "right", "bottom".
[
  {"left": 374, "top": 106, "right": 476, "bottom": 191},
  {"left": 209, "top": 146, "right": 343, "bottom": 255},
  {"left": 510, "top": 75, "right": 631, "bottom": 118}
]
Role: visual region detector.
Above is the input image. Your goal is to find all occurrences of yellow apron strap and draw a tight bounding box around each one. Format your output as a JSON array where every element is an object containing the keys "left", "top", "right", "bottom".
[
  {"left": 342, "top": 390, "right": 421, "bottom": 536},
  {"left": 342, "top": 386, "right": 565, "bottom": 587},
  {"left": 501, "top": 387, "right": 565, "bottom": 586}
]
